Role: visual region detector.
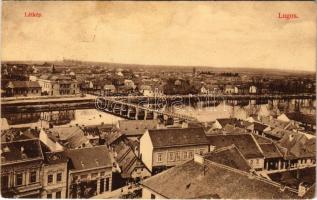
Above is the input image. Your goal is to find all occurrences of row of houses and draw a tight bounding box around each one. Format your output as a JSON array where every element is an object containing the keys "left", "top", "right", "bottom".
[
  {"left": 2, "top": 74, "right": 79, "bottom": 97},
  {"left": 1, "top": 137, "right": 113, "bottom": 198},
  {"left": 1, "top": 113, "right": 315, "bottom": 198}
]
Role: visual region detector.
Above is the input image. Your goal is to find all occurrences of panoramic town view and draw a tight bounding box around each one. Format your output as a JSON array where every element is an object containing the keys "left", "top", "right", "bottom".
[{"left": 1, "top": 1, "right": 316, "bottom": 199}]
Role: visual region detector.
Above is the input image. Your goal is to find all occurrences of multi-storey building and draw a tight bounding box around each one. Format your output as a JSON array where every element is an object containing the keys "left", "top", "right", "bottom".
[
  {"left": 140, "top": 127, "right": 210, "bottom": 174},
  {"left": 4, "top": 81, "right": 41, "bottom": 97},
  {"left": 41, "top": 151, "right": 68, "bottom": 199},
  {"left": 65, "top": 145, "right": 113, "bottom": 198},
  {"left": 1, "top": 139, "right": 44, "bottom": 198},
  {"left": 38, "top": 74, "right": 79, "bottom": 96}
]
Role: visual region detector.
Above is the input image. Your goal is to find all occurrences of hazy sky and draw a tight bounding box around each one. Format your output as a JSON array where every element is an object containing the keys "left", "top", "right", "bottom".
[{"left": 2, "top": 1, "right": 316, "bottom": 71}]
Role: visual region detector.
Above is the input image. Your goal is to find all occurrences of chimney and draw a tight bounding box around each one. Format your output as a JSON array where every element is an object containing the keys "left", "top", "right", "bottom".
[{"left": 298, "top": 182, "right": 308, "bottom": 197}]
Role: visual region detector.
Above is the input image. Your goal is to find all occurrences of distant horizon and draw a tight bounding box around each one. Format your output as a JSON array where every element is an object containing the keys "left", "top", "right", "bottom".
[{"left": 2, "top": 58, "right": 316, "bottom": 74}]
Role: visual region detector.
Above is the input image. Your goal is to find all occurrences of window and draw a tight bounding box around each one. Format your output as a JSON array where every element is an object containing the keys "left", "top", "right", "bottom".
[
  {"left": 168, "top": 152, "right": 175, "bottom": 162},
  {"left": 91, "top": 173, "right": 98, "bottom": 178},
  {"left": 47, "top": 174, "right": 53, "bottom": 184},
  {"left": 1, "top": 175, "right": 9, "bottom": 189},
  {"left": 105, "top": 178, "right": 110, "bottom": 191},
  {"left": 47, "top": 193, "right": 52, "bottom": 199},
  {"left": 16, "top": 173, "right": 23, "bottom": 186},
  {"left": 56, "top": 173, "right": 62, "bottom": 182},
  {"left": 199, "top": 149, "right": 204, "bottom": 155},
  {"left": 183, "top": 152, "right": 188, "bottom": 160},
  {"left": 100, "top": 172, "right": 105, "bottom": 176},
  {"left": 29, "top": 171, "right": 37, "bottom": 183},
  {"left": 151, "top": 194, "right": 156, "bottom": 199},
  {"left": 188, "top": 151, "right": 194, "bottom": 159},
  {"left": 55, "top": 191, "right": 61, "bottom": 199},
  {"left": 250, "top": 160, "right": 254, "bottom": 165},
  {"left": 256, "top": 159, "right": 259, "bottom": 164},
  {"left": 157, "top": 153, "right": 163, "bottom": 163},
  {"left": 176, "top": 152, "right": 181, "bottom": 161}
]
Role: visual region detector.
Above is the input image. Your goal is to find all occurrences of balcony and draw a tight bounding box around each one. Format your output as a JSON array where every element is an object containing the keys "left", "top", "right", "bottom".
[{"left": 14, "top": 182, "right": 42, "bottom": 193}]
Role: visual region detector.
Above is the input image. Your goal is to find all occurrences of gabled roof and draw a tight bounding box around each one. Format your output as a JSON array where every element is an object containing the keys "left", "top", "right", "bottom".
[
  {"left": 48, "top": 127, "right": 91, "bottom": 149},
  {"left": 6, "top": 81, "right": 41, "bottom": 88},
  {"left": 148, "top": 128, "right": 209, "bottom": 148},
  {"left": 223, "top": 124, "right": 247, "bottom": 134},
  {"left": 277, "top": 132, "right": 315, "bottom": 159},
  {"left": 285, "top": 112, "right": 316, "bottom": 125},
  {"left": 44, "top": 151, "right": 68, "bottom": 165},
  {"left": 265, "top": 127, "right": 294, "bottom": 140},
  {"left": 259, "top": 143, "right": 283, "bottom": 159},
  {"left": 252, "top": 134, "right": 273, "bottom": 144},
  {"left": 1, "top": 139, "right": 44, "bottom": 165},
  {"left": 207, "top": 134, "right": 264, "bottom": 159},
  {"left": 204, "top": 145, "right": 251, "bottom": 172},
  {"left": 216, "top": 118, "right": 242, "bottom": 128},
  {"left": 253, "top": 122, "right": 268, "bottom": 132},
  {"left": 142, "top": 159, "right": 299, "bottom": 199},
  {"left": 118, "top": 120, "right": 158, "bottom": 137},
  {"left": 65, "top": 145, "right": 112, "bottom": 171}
]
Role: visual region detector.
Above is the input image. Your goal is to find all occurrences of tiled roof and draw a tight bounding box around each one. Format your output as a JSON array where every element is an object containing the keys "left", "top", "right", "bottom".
[
  {"left": 285, "top": 112, "right": 316, "bottom": 125},
  {"left": 278, "top": 132, "right": 315, "bottom": 159},
  {"left": 65, "top": 145, "right": 112, "bottom": 171},
  {"left": 265, "top": 128, "right": 294, "bottom": 140},
  {"left": 148, "top": 128, "right": 209, "bottom": 148},
  {"left": 259, "top": 143, "right": 283, "bottom": 159},
  {"left": 118, "top": 120, "right": 158, "bottom": 137},
  {"left": 223, "top": 124, "right": 248, "bottom": 134},
  {"left": 44, "top": 151, "right": 68, "bottom": 165},
  {"left": 207, "top": 134, "right": 264, "bottom": 159},
  {"left": 204, "top": 145, "right": 251, "bottom": 172},
  {"left": 48, "top": 127, "right": 91, "bottom": 149},
  {"left": 1, "top": 139, "right": 43, "bottom": 165},
  {"left": 252, "top": 134, "right": 273, "bottom": 144},
  {"left": 253, "top": 122, "right": 268, "bottom": 132},
  {"left": 142, "top": 159, "right": 299, "bottom": 199},
  {"left": 216, "top": 118, "right": 241, "bottom": 128},
  {"left": 268, "top": 167, "right": 315, "bottom": 190}
]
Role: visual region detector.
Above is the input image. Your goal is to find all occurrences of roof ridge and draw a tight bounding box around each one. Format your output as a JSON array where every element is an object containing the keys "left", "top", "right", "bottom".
[
  {"left": 1, "top": 138, "right": 39, "bottom": 144},
  {"left": 204, "top": 159, "right": 298, "bottom": 194}
]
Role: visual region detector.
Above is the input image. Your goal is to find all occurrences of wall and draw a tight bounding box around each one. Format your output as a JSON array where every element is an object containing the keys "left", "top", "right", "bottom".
[
  {"left": 248, "top": 158, "right": 264, "bottom": 170},
  {"left": 68, "top": 167, "right": 112, "bottom": 198},
  {"left": 152, "top": 145, "right": 209, "bottom": 168},
  {"left": 142, "top": 186, "right": 166, "bottom": 199},
  {"left": 140, "top": 131, "right": 154, "bottom": 171},
  {"left": 41, "top": 162, "right": 68, "bottom": 198}
]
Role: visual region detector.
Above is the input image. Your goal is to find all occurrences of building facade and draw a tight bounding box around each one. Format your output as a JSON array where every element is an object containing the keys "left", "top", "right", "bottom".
[
  {"left": 65, "top": 146, "right": 113, "bottom": 198},
  {"left": 38, "top": 75, "right": 79, "bottom": 96},
  {"left": 140, "top": 128, "right": 210, "bottom": 174},
  {"left": 1, "top": 139, "right": 44, "bottom": 198}
]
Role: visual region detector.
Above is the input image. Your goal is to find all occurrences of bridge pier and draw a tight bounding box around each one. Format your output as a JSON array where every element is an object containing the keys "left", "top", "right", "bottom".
[
  {"left": 127, "top": 108, "right": 136, "bottom": 119},
  {"left": 153, "top": 112, "right": 158, "bottom": 120}
]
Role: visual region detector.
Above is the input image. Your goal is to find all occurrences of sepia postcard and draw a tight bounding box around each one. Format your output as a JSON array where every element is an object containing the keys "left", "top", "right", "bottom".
[{"left": 1, "top": 1, "right": 316, "bottom": 199}]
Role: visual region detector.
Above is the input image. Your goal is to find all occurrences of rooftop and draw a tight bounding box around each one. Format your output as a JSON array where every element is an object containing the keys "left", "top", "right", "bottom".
[
  {"left": 148, "top": 127, "right": 209, "bottom": 148},
  {"left": 118, "top": 120, "right": 158, "bottom": 137},
  {"left": 1, "top": 139, "right": 43, "bottom": 165},
  {"left": 6, "top": 81, "right": 41, "bottom": 89},
  {"left": 142, "top": 158, "right": 299, "bottom": 199},
  {"left": 207, "top": 134, "right": 264, "bottom": 159},
  {"left": 65, "top": 145, "right": 112, "bottom": 171},
  {"left": 204, "top": 145, "right": 252, "bottom": 172}
]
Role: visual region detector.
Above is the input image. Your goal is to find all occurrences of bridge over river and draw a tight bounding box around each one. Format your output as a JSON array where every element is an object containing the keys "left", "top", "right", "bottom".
[{"left": 2, "top": 93, "right": 315, "bottom": 123}]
